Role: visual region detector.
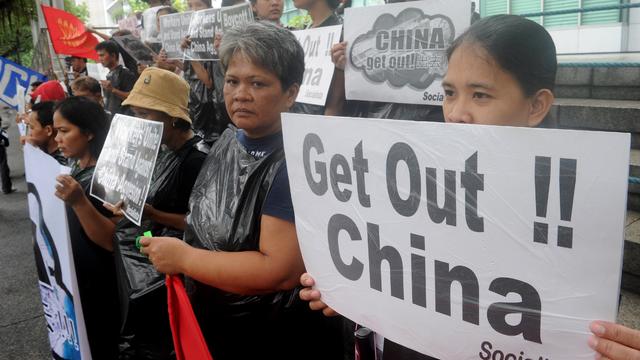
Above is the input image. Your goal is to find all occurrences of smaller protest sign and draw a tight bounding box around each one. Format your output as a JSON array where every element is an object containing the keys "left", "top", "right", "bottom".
[
  {"left": 90, "top": 114, "right": 163, "bottom": 225},
  {"left": 185, "top": 3, "right": 253, "bottom": 61},
  {"left": 292, "top": 25, "right": 342, "bottom": 106},
  {"left": 24, "top": 144, "right": 91, "bottom": 360},
  {"left": 160, "top": 12, "right": 193, "bottom": 60},
  {"left": 344, "top": 0, "right": 470, "bottom": 105},
  {"left": 113, "top": 34, "right": 157, "bottom": 65},
  {"left": 0, "top": 56, "right": 46, "bottom": 109},
  {"left": 86, "top": 62, "right": 109, "bottom": 81}
]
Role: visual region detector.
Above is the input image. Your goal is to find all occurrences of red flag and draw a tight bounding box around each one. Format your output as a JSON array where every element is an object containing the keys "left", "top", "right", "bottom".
[
  {"left": 41, "top": 5, "right": 99, "bottom": 60},
  {"left": 166, "top": 275, "right": 213, "bottom": 360}
]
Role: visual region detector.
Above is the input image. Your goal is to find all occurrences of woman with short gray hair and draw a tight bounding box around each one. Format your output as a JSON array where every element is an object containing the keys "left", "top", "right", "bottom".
[{"left": 139, "top": 22, "right": 344, "bottom": 359}]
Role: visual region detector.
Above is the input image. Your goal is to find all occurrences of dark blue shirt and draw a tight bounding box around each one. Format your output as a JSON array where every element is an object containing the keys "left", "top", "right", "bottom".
[{"left": 236, "top": 130, "right": 294, "bottom": 223}]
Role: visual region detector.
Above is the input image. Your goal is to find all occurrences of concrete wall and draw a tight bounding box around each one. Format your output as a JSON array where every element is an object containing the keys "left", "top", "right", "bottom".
[
  {"left": 629, "top": 0, "right": 640, "bottom": 51},
  {"left": 549, "top": 24, "right": 624, "bottom": 54}
]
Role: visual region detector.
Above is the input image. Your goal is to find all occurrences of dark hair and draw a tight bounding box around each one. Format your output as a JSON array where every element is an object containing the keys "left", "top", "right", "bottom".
[
  {"left": 95, "top": 40, "right": 120, "bottom": 58},
  {"left": 157, "top": 6, "right": 178, "bottom": 15},
  {"left": 30, "top": 81, "right": 43, "bottom": 89},
  {"left": 220, "top": 21, "right": 305, "bottom": 90},
  {"left": 326, "top": 0, "right": 340, "bottom": 9},
  {"left": 30, "top": 101, "right": 55, "bottom": 127},
  {"left": 173, "top": 119, "right": 192, "bottom": 131},
  {"left": 72, "top": 76, "right": 102, "bottom": 95},
  {"left": 446, "top": 15, "right": 557, "bottom": 96},
  {"left": 54, "top": 97, "right": 110, "bottom": 159},
  {"left": 222, "top": 0, "right": 243, "bottom": 6}
]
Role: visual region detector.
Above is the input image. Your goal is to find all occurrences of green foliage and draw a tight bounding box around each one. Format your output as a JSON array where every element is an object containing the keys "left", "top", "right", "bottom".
[
  {"left": 126, "top": 0, "right": 186, "bottom": 14},
  {"left": 172, "top": 0, "right": 187, "bottom": 12},
  {"left": 0, "top": 0, "right": 35, "bottom": 66},
  {"left": 64, "top": 0, "right": 90, "bottom": 22},
  {"left": 287, "top": 13, "right": 311, "bottom": 29},
  {"left": 128, "top": 0, "right": 150, "bottom": 12}
]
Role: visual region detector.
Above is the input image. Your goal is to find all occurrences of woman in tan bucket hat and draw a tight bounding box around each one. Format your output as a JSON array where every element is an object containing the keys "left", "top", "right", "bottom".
[{"left": 107, "top": 67, "right": 209, "bottom": 359}]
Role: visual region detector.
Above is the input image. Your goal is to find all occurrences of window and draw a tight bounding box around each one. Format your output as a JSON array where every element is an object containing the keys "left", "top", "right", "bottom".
[{"left": 582, "top": 0, "right": 620, "bottom": 25}]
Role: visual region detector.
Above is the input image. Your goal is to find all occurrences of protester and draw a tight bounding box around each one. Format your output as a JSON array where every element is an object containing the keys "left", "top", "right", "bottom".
[
  {"left": 30, "top": 80, "right": 67, "bottom": 104},
  {"left": 251, "top": 0, "right": 284, "bottom": 24},
  {"left": 180, "top": 0, "right": 227, "bottom": 143},
  {"left": 52, "top": 96, "right": 120, "bottom": 360},
  {"left": 299, "top": 14, "right": 640, "bottom": 360},
  {"left": 96, "top": 40, "right": 136, "bottom": 115},
  {"left": 0, "top": 105, "right": 13, "bottom": 194},
  {"left": 104, "top": 67, "right": 208, "bottom": 359},
  {"left": 71, "top": 76, "right": 104, "bottom": 106},
  {"left": 140, "top": 0, "right": 172, "bottom": 44},
  {"left": 89, "top": 28, "right": 140, "bottom": 74},
  {"left": 471, "top": 1, "right": 480, "bottom": 24},
  {"left": 25, "top": 101, "right": 67, "bottom": 165},
  {"left": 140, "top": 22, "right": 344, "bottom": 360}
]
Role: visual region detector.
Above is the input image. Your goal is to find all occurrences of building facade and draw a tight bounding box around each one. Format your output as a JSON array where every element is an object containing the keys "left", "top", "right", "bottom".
[{"left": 480, "top": 0, "right": 640, "bottom": 53}]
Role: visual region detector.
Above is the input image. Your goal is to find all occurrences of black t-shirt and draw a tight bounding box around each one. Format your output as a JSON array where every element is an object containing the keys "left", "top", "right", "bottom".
[
  {"left": 68, "top": 164, "right": 120, "bottom": 360},
  {"left": 105, "top": 65, "right": 136, "bottom": 115},
  {"left": 236, "top": 130, "right": 294, "bottom": 223},
  {"left": 152, "top": 136, "right": 208, "bottom": 215}
]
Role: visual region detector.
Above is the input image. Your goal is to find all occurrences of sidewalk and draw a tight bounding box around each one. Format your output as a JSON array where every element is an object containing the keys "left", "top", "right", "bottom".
[{"left": 0, "top": 122, "right": 49, "bottom": 359}]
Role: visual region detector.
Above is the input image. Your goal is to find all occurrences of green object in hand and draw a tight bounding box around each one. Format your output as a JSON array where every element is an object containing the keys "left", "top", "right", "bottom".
[{"left": 136, "top": 231, "right": 153, "bottom": 250}]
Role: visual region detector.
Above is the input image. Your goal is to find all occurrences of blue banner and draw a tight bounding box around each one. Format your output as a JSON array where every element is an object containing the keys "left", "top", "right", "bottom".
[{"left": 0, "top": 56, "right": 47, "bottom": 109}]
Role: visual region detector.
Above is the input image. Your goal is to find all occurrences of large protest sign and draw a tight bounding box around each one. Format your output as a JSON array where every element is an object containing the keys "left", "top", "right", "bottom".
[
  {"left": 0, "top": 56, "right": 46, "bottom": 109},
  {"left": 159, "top": 12, "right": 193, "bottom": 60},
  {"left": 185, "top": 3, "right": 253, "bottom": 61},
  {"left": 90, "top": 114, "right": 163, "bottom": 225},
  {"left": 282, "top": 113, "right": 630, "bottom": 359},
  {"left": 24, "top": 144, "right": 91, "bottom": 360},
  {"left": 113, "top": 34, "right": 156, "bottom": 65},
  {"left": 292, "top": 25, "right": 343, "bottom": 106},
  {"left": 344, "top": 0, "right": 469, "bottom": 105}
]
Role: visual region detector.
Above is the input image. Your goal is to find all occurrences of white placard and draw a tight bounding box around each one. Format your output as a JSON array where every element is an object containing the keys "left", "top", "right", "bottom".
[
  {"left": 344, "top": 0, "right": 470, "bottom": 105},
  {"left": 24, "top": 144, "right": 92, "bottom": 359},
  {"left": 292, "top": 25, "right": 343, "bottom": 106},
  {"left": 86, "top": 63, "right": 109, "bottom": 81},
  {"left": 282, "top": 113, "right": 629, "bottom": 359}
]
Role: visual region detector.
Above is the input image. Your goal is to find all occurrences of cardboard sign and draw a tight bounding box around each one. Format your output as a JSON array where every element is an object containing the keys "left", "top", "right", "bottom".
[
  {"left": 24, "top": 144, "right": 91, "bottom": 360},
  {"left": 90, "top": 114, "right": 163, "bottom": 225},
  {"left": 113, "top": 34, "right": 157, "bottom": 65},
  {"left": 86, "top": 63, "right": 109, "bottom": 81},
  {"left": 0, "top": 56, "right": 46, "bottom": 109},
  {"left": 344, "top": 0, "right": 470, "bottom": 105},
  {"left": 185, "top": 3, "right": 254, "bottom": 61},
  {"left": 159, "top": 11, "right": 193, "bottom": 60},
  {"left": 282, "top": 113, "right": 629, "bottom": 359},
  {"left": 292, "top": 25, "right": 343, "bottom": 106}
]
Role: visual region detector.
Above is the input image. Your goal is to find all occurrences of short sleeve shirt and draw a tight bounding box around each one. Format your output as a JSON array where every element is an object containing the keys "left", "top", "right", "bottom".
[
  {"left": 105, "top": 65, "right": 136, "bottom": 115},
  {"left": 236, "top": 130, "right": 295, "bottom": 223}
]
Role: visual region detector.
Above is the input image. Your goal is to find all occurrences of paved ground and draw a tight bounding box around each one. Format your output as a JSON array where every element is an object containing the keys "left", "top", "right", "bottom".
[
  {"left": 0, "top": 121, "right": 50, "bottom": 358},
  {"left": 0, "top": 117, "right": 639, "bottom": 359}
]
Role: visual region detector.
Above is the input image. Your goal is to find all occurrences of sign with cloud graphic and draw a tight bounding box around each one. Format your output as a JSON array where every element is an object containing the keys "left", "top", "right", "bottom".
[{"left": 345, "top": 0, "right": 470, "bottom": 105}]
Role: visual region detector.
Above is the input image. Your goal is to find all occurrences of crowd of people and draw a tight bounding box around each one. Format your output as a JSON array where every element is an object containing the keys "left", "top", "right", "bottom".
[{"left": 2, "top": 0, "right": 640, "bottom": 359}]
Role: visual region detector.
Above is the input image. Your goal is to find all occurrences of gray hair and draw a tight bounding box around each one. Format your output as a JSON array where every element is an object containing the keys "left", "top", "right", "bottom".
[{"left": 219, "top": 21, "right": 305, "bottom": 90}]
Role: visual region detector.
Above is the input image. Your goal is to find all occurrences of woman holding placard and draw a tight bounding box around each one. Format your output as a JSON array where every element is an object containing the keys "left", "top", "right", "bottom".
[
  {"left": 139, "top": 22, "right": 344, "bottom": 360},
  {"left": 300, "top": 14, "right": 640, "bottom": 360},
  {"left": 53, "top": 96, "right": 120, "bottom": 359}
]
